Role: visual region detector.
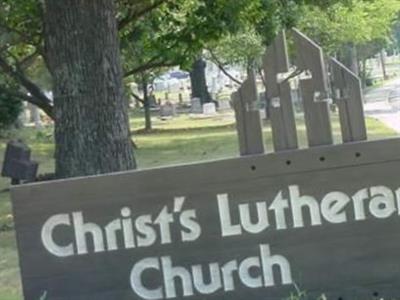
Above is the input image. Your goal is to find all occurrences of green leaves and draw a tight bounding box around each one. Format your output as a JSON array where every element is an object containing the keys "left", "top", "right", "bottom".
[{"left": 297, "top": 0, "right": 400, "bottom": 54}]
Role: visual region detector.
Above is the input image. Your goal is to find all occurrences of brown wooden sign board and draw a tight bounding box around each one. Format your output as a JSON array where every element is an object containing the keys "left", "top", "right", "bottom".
[{"left": 11, "top": 138, "right": 400, "bottom": 300}]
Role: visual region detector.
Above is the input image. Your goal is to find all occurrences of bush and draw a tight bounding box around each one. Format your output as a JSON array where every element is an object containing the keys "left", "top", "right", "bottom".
[{"left": 0, "top": 89, "right": 23, "bottom": 129}]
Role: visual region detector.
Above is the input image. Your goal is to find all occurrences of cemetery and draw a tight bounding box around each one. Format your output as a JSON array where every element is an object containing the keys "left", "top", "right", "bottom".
[{"left": 2, "top": 1, "right": 400, "bottom": 300}]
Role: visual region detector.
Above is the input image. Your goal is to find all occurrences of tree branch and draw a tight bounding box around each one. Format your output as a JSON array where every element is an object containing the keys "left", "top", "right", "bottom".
[
  {"left": 0, "top": 55, "right": 54, "bottom": 118},
  {"left": 207, "top": 49, "right": 243, "bottom": 85},
  {"left": 124, "top": 60, "right": 176, "bottom": 78},
  {"left": 0, "top": 84, "right": 33, "bottom": 102},
  {"left": 131, "top": 91, "right": 144, "bottom": 104},
  {"left": 118, "top": 0, "right": 170, "bottom": 30}
]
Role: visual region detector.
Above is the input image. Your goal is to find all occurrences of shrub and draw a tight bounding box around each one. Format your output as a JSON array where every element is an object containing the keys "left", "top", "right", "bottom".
[{"left": 0, "top": 88, "right": 23, "bottom": 129}]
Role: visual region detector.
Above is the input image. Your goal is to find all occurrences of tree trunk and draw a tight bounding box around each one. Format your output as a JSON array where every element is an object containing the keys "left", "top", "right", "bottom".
[
  {"left": 360, "top": 58, "right": 368, "bottom": 89},
  {"left": 341, "top": 44, "right": 359, "bottom": 76},
  {"left": 380, "top": 50, "right": 388, "bottom": 80},
  {"left": 190, "top": 58, "right": 212, "bottom": 104},
  {"left": 44, "top": 0, "right": 136, "bottom": 178},
  {"left": 142, "top": 76, "right": 152, "bottom": 131}
]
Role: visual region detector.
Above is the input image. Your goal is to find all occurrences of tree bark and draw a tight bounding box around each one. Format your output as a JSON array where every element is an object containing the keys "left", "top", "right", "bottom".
[
  {"left": 380, "top": 50, "right": 388, "bottom": 80},
  {"left": 341, "top": 44, "right": 359, "bottom": 76},
  {"left": 141, "top": 75, "right": 152, "bottom": 131},
  {"left": 44, "top": 0, "right": 136, "bottom": 178},
  {"left": 190, "top": 57, "right": 212, "bottom": 104},
  {"left": 360, "top": 58, "right": 368, "bottom": 88}
]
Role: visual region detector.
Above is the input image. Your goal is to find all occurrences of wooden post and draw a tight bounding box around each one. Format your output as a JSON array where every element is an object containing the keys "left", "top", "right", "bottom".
[
  {"left": 331, "top": 58, "right": 367, "bottom": 142},
  {"left": 263, "top": 31, "right": 298, "bottom": 152},
  {"left": 300, "top": 79, "right": 333, "bottom": 147},
  {"left": 292, "top": 28, "right": 333, "bottom": 147},
  {"left": 269, "top": 82, "right": 298, "bottom": 151},
  {"left": 232, "top": 70, "right": 265, "bottom": 156}
]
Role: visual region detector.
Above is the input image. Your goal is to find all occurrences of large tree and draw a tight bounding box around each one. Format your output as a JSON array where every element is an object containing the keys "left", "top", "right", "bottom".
[
  {"left": 0, "top": 0, "right": 169, "bottom": 178},
  {"left": 43, "top": 0, "right": 136, "bottom": 178},
  {"left": 1, "top": 0, "right": 346, "bottom": 179}
]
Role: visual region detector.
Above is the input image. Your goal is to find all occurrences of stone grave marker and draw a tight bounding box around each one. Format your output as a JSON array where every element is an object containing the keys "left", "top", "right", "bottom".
[
  {"left": 217, "top": 100, "right": 231, "bottom": 111},
  {"left": 190, "top": 97, "right": 203, "bottom": 114},
  {"left": 2, "top": 140, "right": 38, "bottom": 184},
  {"left": 203, "top": 102, "right": 217, "bottom": 115},
  {"left": 160, "top": 101, "right": 176, "bottom": 118}
]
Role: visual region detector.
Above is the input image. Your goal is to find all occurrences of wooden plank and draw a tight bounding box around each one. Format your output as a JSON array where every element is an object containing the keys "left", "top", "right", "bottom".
[
  {"left": 270, "top": 105, "right": 287, "bottom": 151},
  {"left": 270, "top": 82, "right": 298, "bottom": 152},
  {"left": 233, "top": 71, "right": 265, "bottom": 156},
  {"left": 292, "top": 29, "right": 328, "bottom": 96},
  {"left": 263, "top": 31, "right": 290, "bottom": 100},
  {"left": 278, "top": 81, "right": 298, "bottom": 150},
  {"left": 300, "top": 79, "right": 333, "bottom": 147},
  {"left": 263, "top": 31, "right": 298, "bottom": 151},
  {"left": 331, "top": 58, "right": 367, "bottom": 142},
  {"left": 232, "top": 91, "right": 246, "bottom": 154},
  {"left": 11, "top": 138, "right": 400, "bottom": 300}
]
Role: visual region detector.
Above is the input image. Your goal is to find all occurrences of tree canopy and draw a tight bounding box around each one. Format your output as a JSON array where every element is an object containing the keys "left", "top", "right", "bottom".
[
  {"left": 0, "top": 0, "right": 348, "bottom": 120},
  {"left": 298, "top": 0, "right": 400, "bottom": 54}
]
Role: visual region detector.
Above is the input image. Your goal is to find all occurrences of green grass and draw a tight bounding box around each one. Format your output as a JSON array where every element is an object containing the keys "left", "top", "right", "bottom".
[{"left": 0, "top": 110, "right": 397, "bottom": 300}]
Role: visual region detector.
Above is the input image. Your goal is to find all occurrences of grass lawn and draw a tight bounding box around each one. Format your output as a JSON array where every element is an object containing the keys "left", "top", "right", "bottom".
[{"left": 0, "top": 110, "right": 397, "bottom": 300}]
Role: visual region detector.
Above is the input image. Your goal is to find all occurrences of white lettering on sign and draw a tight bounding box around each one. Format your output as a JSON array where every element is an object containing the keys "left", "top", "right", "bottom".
[
  {"left": 129, "top": 244, "right": 292, "bottom": 299},
  {"left": 39, "top": 184, "right": 400, "bottom": 299},
  {"left": 217, "top": 185, "right": 400, "bottom": 237},
  {"left": 41, "top": 196, "right": 201, "bottom": 257}
]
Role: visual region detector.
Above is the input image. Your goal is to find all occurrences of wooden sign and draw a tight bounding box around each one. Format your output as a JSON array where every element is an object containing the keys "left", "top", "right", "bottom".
[{"left": 11, "top": 138, "right": 400, "bottom": 300}]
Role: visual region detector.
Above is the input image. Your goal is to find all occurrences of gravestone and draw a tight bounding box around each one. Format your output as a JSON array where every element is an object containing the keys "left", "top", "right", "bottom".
[
  {"left": 190, "top": 97, "right": 203, "bottom": 114},
  {"left": 160, "top": 101, "right": 176, "bottom": 118},
  {"left": 217, "top": 100, "right": 231, "bottom": 111},
  {"left": 2, "top": 140, "right": 38, "bottom": 184},
  {"left": 203, "top": 103, "right": 217, "bottom": 115}
]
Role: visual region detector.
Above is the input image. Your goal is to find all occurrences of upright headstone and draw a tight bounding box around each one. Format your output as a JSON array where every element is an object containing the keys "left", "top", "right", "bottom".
[
  {"left": 160, "top": 101, "right": 176, "bottom": 118},
  {"left": 202, "top": 103, "right": 217, "bottom": 116},
  {"left": 1, "top": 140, "right": 38, "bottom": 184},
  {"left": 217, "top": 100, "right": 231, "bottom": 111},
  {"left": 190, "top": 97, "right": 203, "bottom": 114}
]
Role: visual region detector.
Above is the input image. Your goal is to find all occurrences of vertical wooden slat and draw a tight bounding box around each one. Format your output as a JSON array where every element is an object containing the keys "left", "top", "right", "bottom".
[
  {"left": 292, "top": 29, "right": 329, "bottom": 95},
  {"left": 269, "top": 82, "right": 299, "bottom": 152},
  {"left": 232, "top": 91, "right": 246, "bottom": 154},
  {"left": 300, "top": 79, "right": 333, "bottom": 147},
  {"left": 292, "top": 28, "right": 333, "bottom": 147},
  {"left": 270, "top": 104, "right": 287, "bottom": 151},
  {"left": 331, "top": 58, "right": 367, "bottom": 142},
  {"left": 263, "top": 30, "right": 290, "bottom": 99},
  {"left": 263, "top": 31, "right": 298, "bottom": 152},
  {"left": 279, "top": 81, "right": 298, "bottom": 150},
  {"left": 232, "top": 71, "right": 265, "bottom": 156}
]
